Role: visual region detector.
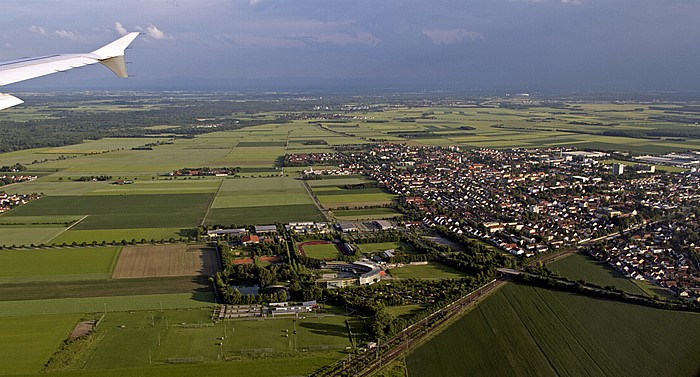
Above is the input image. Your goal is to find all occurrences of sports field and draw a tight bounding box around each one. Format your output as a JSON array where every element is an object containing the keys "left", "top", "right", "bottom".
[
  {"left": 0, "top": 247, "right": 120, "bottom": 283},
  {"left": 301, "top": 243, "right": 340, "bottom": 259},
  {"left": 387, "top": 262, "right": 467, "bottom": 280},
  {"left": 112, "top": 244, "right": 218, "bottom": 278},
  {"left": 407, "top": 283, "right": 700, "bottom": 377}
]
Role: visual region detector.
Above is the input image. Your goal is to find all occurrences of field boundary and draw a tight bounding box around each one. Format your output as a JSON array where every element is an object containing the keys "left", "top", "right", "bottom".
[
  {"left": 44, "top": 215, "right": 89, "bottom": 244},
  {"left": 201, "top": 179, "right": 225, "bottom": 226}
]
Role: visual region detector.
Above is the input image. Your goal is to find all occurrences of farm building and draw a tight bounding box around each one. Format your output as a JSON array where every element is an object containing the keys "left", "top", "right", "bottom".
[
  {"left": 206, "top": 228, "right": 247, "bottom": 237},
  {"left": 374, "top": 220, "right": 395, "bottom": 230},
  {"left": 242, "top": 235, "right": 260, "bottom": 245},
  {"left": 337, "top": 222, "right": 358, "bottom": 233}
]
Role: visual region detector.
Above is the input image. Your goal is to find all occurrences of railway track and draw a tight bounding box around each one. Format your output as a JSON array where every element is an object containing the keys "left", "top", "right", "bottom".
[{"left": 313, "top": 278, "right": 505, "bottom": 377}]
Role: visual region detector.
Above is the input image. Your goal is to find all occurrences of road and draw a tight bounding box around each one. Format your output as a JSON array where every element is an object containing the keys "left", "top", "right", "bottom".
[{"left": 313, "top": 278, "right": 505, "bottom": 377}]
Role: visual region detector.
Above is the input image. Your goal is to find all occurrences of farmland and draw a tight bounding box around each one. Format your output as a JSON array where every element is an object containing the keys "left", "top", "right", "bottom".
[
  {"left": 4, "top": 194, "right": 213, "bottom": 230},
  {"left": 407, "top": 283, "right": 700, "bottom": 377},
  {"left": 111, "top": 244, "right": 218, "bottom": 279},
  {"left": 3, "top": 97, "right": 700, "bottom": 376},
  {"left": 0, "top": 247, "right": 120, "bottom": 283}
]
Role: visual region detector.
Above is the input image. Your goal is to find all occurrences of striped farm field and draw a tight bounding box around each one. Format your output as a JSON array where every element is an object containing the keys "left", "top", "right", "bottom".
[
  {"left": 407, "top": 283, "right": 700, "bottom": 377},
  {"left": 111, "top": 244, "right": 219, "bottom": 278}
]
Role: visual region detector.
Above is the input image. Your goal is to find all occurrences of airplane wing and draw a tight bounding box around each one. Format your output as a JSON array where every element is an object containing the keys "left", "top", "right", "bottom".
[{"left": 0, "top": 32, "right": 139, "bottom": 110}]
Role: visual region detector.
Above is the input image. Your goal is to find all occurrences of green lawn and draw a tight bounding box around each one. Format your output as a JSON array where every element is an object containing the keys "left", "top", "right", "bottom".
[
  {"left": 548, "top": 253, "right": 648, "bottom": 296},
  {"left": 0, "top": 314, "right": 79, "bottom": 375},
  {"left": 0, "top": 247, "right": 120, "bottom": 283},
  {"left": 388, "top": 262, "right": 467, "bottom": 280},
  {"left": 302, "top": 243, "right": 340, "bottom": 259},
  {"left": 355, "top": 242, "right": 408, "bottom": 253},
  {"left": 407, "top": 283, "right": 700, "bottom": 377}
]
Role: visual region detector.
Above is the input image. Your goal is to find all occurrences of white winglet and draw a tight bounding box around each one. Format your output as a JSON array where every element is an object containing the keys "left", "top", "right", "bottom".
[
  {"left": 0, "top": 93, "right": 23, "bottom": 111},
  {"left": 0, "top": 32, "right": 140, "bottom": 110},
  {"left": 91, "top": 32, "right": 140, "bottom": 60}
]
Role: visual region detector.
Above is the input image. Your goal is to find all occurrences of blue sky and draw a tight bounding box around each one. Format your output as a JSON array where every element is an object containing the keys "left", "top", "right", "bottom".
[{"left": 2, "top": 0, "right": 700, "bottom": 91}]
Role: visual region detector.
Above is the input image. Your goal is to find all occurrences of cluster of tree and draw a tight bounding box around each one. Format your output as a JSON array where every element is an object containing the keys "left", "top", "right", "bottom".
[
  {"left": 0, "top": 163, "right": 26, "bottom": 172},
  {"left": 326, "top": 277, "right": 486, "bottom": 339},
  {"left": 341, "top": 182, "right": 379, "bottom": 190},
  {"left": 76, "top": 175, "right": 112, "bottom": 181},
  {"left": 175, "top": 167, "right": 241, "bottom": 176},
  {"left": 516, "top": 269, "right": 699, "bottom": 312}
]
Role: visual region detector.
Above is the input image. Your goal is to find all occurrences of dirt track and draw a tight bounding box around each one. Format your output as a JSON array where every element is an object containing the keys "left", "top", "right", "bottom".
[{"left": 112, "top": 244, "right": 218, "bottom": 279}]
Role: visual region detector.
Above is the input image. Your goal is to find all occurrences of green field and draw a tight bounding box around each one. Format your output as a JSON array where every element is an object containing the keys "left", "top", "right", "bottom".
[
  {"left": 206, "top": 204, "right": 322, "bottom": 226},
  {"left": 0, "top": 247, "right": 120, "bottom": 283},
  {"left": 0, "top": 314, "right": 79, "bottom": 375},
  {"left": 49, "top": 228, "right": 188, "bottom": 245},
  {"left": 387, "top": 262, "right": 467, "bottom": 280},
  {"left": 355, "top": 242, "right": 407, "bottom": 253},
  {"left": 548, "top": 253, "right": 648, "bottom": 296},
  {"left": 0, "top": 293, "right": 215, "bottom": 317},
  {"left": 334, "top": 207, "right": 402, "bottom": 220},
  {"left": 3, "top": 194, "right": 212, "bottom": 230},
  {"left": 407, "top": 283, "right": 700, "bottom": 377},
  {"left": 82, "top": 310, "right": 353, "bottom": 369},
  {"left": 0, "top": 227, "right": 69, "bottom": 247},
  {"left": 210, "top": 177, "right": 314, "bottom": 208},
  {"left": 302, "top": 243, "right": 340, "bottom": 259}
]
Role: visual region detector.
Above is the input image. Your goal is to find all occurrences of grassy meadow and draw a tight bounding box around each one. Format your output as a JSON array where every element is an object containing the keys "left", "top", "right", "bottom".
[{"left": 0, "top": 247, "right": 120, "bottom": 283}]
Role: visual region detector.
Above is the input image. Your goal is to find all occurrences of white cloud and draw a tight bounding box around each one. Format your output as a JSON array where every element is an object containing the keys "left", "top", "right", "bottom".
[
  {"left": 115, "top": 22, "right": 128, "bottom": 36},
  {"left": 249, "top": 0, "right": 262, "bottom": 5},
  {"left": 29, "top": 25, "right": 47, "bottom": 36},
  {"left": 423, "top": 29, "right": 483, "bottom": 45},
  {"left": 54, "top": 29, "right": 84, "bottom": 41},
  {"left": 144, "top": 24, "right": 170, "bottom": 40},
  {"left": 561, "top": 0, "right": 582, "bottom": 4}
]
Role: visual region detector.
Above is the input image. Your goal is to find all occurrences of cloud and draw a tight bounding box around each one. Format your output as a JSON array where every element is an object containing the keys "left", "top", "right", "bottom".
[
  {"left": 29, "top": 25, "right": 47, "bottom": 36},
  {"left": 423, "top": 29, "right": 483, "bottom": 45},
  {"left": 115, "top": 22, "right": 128, "bottom": 36},
  {"left": 249, "top": 0, "right": 262, "bottom": 5},
  {"left": 143, "top": 24, "right": 170, "bottom": 40},
  {"left": 54, "top": 29, "right": 84, "bottom": 41}
]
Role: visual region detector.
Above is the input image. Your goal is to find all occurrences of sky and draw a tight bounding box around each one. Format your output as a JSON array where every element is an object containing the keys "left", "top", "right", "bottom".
[{"left": 2, "top": 0, "right": 700, "bottom": 92}]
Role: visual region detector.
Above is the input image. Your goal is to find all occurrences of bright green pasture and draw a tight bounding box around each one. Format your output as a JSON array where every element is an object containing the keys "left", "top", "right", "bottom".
[
  {"left": 302, "top": 244, "right": 340, "bottom": 259},
  {"left": 3, "top": 194, "right": 213, "bottom": 229},
  {"left": 0, "top": 247, "right": 119, "bottom": 283},
  {"left": 387, "top": 262, "right": 467, "bottom": 280},
  {"left": 0, "top": 314, "right": 78, "bottom": 375},
  {"left": 355, "top": 242, "right": 405, "bottom": 253},
  {"left": 49, "top": 228, "right": 187, "bottom": 245},
  {"left": 407, "top": 283, "right": 700, "bottom": 377},
  {"left": 548, "top": 253, "right": 647, "bottom": 295},
  {"left": 0, "top": 227, "right": 68, "bottom": 247},
  {"left": 0, "top": 293, "right": 214, "bottom": 317},
  {"left": 206, "top": 204, "right": 322, "bottom": 226},
  {"left": 211, "top": 177, "right": 313, "bottom": 209}
]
